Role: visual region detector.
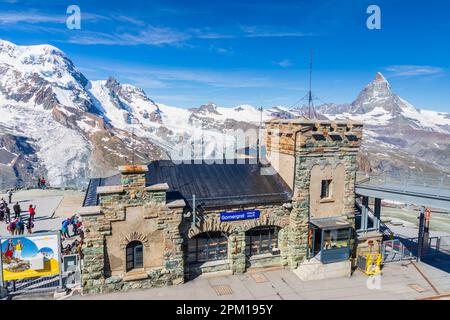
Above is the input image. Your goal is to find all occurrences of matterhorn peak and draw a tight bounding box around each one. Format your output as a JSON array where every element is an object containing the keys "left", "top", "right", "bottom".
[{"left": 374, "top": 72, "right": 388, "bottom": 83}]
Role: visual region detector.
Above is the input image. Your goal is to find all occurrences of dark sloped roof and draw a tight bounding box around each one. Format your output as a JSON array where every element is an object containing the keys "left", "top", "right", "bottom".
[
  {"left": 83, "top": 160, "right": 292, "bottom": 208},
  {"left": 83, "top": 174, "right": 121, "bottom": 207}
]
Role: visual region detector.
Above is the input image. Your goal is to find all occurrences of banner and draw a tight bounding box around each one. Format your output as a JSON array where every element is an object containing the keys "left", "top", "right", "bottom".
[{"left": 1, "top": 233, "right": 60, "bottom": 281}]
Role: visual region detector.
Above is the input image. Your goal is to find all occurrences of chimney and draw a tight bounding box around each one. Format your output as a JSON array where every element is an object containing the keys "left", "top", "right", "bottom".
[{"left": 118, "top": 165, "right": 148, "bottom": 189}]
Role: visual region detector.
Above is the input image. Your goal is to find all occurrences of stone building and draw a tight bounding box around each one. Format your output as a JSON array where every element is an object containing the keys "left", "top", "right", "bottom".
[{"left": 79, "top": 118, "right": 363, "bottom": 294}]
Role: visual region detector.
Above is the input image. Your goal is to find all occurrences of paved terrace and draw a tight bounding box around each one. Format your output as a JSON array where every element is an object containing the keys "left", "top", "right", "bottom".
[
  {"left": 0, "top": 189, "right": 84, "bottom": 237},
  {"left": 68, "top": 259, "right": 450, "bottom": 300}
]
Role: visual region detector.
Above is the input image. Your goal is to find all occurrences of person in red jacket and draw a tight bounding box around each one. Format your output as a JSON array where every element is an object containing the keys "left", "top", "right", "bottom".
[{"left": 28, "top": 204, "right": 36, "bottom": 221}]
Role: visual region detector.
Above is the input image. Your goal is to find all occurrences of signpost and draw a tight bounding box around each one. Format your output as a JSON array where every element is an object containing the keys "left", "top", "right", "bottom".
[{"left": 220, "top": 210, "right": 260, "bottom": 222}]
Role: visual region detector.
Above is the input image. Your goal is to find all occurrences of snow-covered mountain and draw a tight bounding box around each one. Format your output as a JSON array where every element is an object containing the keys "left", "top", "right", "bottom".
[
  {"left": 0, "top": 39, "right": 167, "bottom": 188},
  {"left": 1, "top": 39, "right": 449, "bottom": 188},
  {"left": 316, "top": 73, "right": 450, "bottom": 178}
]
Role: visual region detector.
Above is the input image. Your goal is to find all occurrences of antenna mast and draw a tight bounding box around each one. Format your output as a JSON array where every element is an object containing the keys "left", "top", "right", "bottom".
[
  {"left": 257, "top": 106, "right": 263, "bottom": 164},
  {"left": 308, "top": 50, "right": 314, "bottom": 119},
  {"left": 131, "top": 126, "right": 136, "bottom": 165}
]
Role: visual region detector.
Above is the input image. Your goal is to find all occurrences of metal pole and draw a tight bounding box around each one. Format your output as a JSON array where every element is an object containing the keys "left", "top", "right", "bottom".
[
  {"left": 192, "top": 194, "right": 196, "bottom": 228},
  {"left": 57, "top": 231, "right": 64, "bottom": 289},
  {"left": 0, "top": 237, "right": 4, "bottom": 294},
  {"left": 417, "top": 207, "right": 425, "bottom": 262}
]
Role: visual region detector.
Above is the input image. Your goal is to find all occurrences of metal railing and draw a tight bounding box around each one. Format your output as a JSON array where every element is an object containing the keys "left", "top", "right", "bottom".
[
  {"left": 381, "top": 236, "right": 450, "bottom": 263},
  {"left": 356, "top": 172, "right": 450, "bottom": 190}
]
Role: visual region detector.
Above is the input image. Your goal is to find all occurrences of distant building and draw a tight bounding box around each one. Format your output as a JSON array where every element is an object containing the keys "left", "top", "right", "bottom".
[{"left": 79, "top": 119, "right": 363, "bottom": 294}]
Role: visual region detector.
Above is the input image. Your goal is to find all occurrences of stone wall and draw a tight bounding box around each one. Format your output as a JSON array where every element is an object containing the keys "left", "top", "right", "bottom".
[
  {"left": 182, "top": 203, "right": 292, "bottom": 276},
  {"left": 265, "top": 119, "right": 363, "bottom": 268},
  {"left": 80, "top": 166, "right": 185, "bottom": 295}
]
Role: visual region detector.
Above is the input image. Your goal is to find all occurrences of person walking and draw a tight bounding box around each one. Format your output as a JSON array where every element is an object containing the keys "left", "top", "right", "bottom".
[
  {"left": 37, "top": 177, "right": 42, "bottom": 189},
  {"left": 7, "top": 189, "right": 13, "bottom": 204},
  {"left": 26, "top": 217, "right": 34, "bottom": 234},
  {"left": 5, "top": 205, "right": 11, "bottom": 223},
  {"left": 0, "top": 199, "right": 6, "bottom": 221},
  {"left": 28, "top": 204, "right": 36, "bottom": 221},
  {"left": 13, "top": 202, "right": 21, "bottom": 219}
]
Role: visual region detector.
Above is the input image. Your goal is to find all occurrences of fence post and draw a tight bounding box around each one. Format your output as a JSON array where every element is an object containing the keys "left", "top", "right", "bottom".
[
  {"left": 0, "top": 241, "right": 4, "bottom": 296},
  {"left": 57, "top": 232, "right": 64, "bottom": 290}
]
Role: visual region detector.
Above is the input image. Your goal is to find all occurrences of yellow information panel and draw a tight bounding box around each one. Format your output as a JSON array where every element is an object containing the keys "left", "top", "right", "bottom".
[
  {"left": 364, "top": 253, "right": 382, "bottom": 275},
  {"left": 1, "top": 233, "right": 60, "bottom": 281}
]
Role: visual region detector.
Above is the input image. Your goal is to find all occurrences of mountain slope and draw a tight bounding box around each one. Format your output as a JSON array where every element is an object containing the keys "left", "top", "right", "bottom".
[
  {"left": 0, "top": 40, "right": 167, "bottom": 188},
  {"left": 1, "top": 39, "right": 449, "bottom": 188},
  {"left": 316, "top": 73, "right": 450, "bottom": 178}
]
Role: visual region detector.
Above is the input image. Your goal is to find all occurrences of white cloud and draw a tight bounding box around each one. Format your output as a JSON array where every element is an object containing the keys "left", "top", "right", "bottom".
[
  {"left": 274, "top": 59, "right": 293, "bottom": 68},
  {"left": 0, "top": 11, "right": 108, "bottom": 25},
  {"left": 386, "top": 65, "right": 445, "bottom": 77},
  {"left": 83, "top": 62, "right": 286, "bottom": 90},
  {"left": 239, "top": 25, "right": 310, "bottom": 38}
]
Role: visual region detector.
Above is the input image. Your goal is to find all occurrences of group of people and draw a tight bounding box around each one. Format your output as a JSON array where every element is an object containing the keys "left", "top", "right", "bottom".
[
  {"left": 37, "top": 177, "right": 47, "bottom": 190},
  {"left": 60, "top": 215, "right": 83, "bottom": 240},
  {"left": 1, "top": 198, "right": 37, "bottom": 234}
]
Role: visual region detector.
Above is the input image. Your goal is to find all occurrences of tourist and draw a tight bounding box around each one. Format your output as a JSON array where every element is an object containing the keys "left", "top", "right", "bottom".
[
  {"left": 37, "top": 177, "right": 41, "bottom": 189},
  {"left": 0, "top": 199, "right": 6, "bottom": 220},
  {"left": 26, "top": 217, "right": 34, "bottom": 234},
  {"left": 5, "top": 205, "right": 11, "bottom": 223},
  {"left": 40, "top": 177, "right": 47, "bottom": 190},
  {"left": 7, "top": 220, "right": 16, "bottom": 235},
  {"left": 14, "top": 240, "right": 23, "bottom": 259},
  {"left": 13, "top": 202, "right": 21, "bottom": 219},
  {"left": 28, "top": 204, "right": 36, "bottom": 221},
  {"left": 16, "top": 218, "right": 25, "bottom": 235},
  {"left": 61, "top": 218, "right": 71, "bottom": 239},
  {"left": 72, "top": 215, "right": 82, "bottom": 236},
  {"left": 7, "top": 189, "right": 13, "bottom": 204}
]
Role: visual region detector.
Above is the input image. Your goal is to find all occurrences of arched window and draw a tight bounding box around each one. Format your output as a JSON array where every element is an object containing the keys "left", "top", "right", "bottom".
[
  {"left": 187, "top": 231, "right": 228, "bottom": 263},
  {"left": 245, "top": 226, "right": 279, "bottom": 256},
  {"left": 126, "top": 241, "right": 143, "bottom": 272}
]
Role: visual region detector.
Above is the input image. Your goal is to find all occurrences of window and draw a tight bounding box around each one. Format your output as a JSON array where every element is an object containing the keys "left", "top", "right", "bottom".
[
  {"left": 126, "top": 241, "right": 143, "bottom": 272},
  {"left": 322, "top": 229, "right": 350, "bottom": 250},
  {"left": 187, "top": 232, "right": 228, "bottom": 263},
  {"left": 245, "top": 226, "right": 279, "bottom": 256},
  {"left": 321, "top": 179, "right": 332, "bottom": 199}
]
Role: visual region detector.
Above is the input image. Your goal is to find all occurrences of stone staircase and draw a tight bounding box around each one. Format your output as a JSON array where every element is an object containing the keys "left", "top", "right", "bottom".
[{"left": 293, "top": 257, "right": 351, "bottom": 281}]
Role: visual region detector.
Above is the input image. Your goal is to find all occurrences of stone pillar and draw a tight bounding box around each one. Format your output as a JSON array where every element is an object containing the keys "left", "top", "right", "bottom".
[
  {"left": 79, "top": 206, "right": 107, "bottom": 295},
  {"left": 374, "top": 198, "right": 381, "bottom": 230},
  {"left": 279, "top": 227, "right": 289, "bottom": 266},
  {"left": 343, "top": 154, "right": 358, "bottom": 219},
  {"left": 229, "top": 230, "right": 246, "bottom": 273},
  {"left": 287, "top": 156, "right": 309, "bottom": 268}
]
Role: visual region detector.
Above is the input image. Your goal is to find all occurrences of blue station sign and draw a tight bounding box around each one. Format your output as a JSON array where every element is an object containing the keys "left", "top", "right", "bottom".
[{"left": 220, "top": 210, "right": 260, "bottom": 222}]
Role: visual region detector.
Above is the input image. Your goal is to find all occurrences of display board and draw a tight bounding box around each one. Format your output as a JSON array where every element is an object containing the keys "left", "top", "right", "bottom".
[{"left": 0, "top": 233, "right": 61, "bottom": 281}]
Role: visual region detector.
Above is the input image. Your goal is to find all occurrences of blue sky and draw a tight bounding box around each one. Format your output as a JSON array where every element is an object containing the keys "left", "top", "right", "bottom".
[{"left": 1, "top": 0, "right": 450, "bottom": 112}]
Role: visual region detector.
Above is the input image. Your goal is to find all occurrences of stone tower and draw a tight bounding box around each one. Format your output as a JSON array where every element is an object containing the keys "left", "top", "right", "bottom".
[{"left": 264, "top": 118, "right": 363, "bottom": 267}]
